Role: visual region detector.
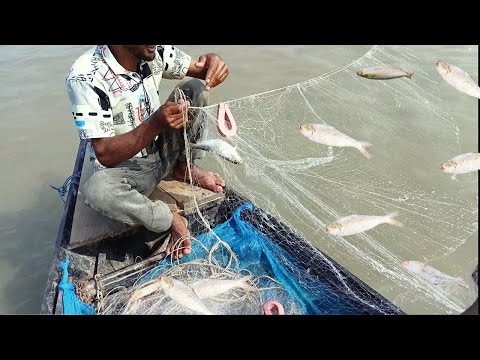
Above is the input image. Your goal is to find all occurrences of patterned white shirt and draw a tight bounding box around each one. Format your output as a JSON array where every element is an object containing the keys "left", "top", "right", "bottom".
[{"left": 66, "top": 45, "right": 192, "bottom": 171}]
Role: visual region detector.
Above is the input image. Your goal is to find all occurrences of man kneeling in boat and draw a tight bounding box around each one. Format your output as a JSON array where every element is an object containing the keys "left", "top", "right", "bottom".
[{"left": 66, "top": 45, "right": 228, "bottom": 260}]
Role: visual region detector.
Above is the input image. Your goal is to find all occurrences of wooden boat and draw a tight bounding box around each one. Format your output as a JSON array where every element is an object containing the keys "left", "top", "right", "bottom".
[{"left": 40, "top": 139, "right": 406, "bottom": 315}]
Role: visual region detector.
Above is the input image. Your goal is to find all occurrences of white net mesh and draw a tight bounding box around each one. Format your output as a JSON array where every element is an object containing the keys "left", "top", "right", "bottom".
[
  {"left": 93, "top": 45, "right": 477, "bottom": 315},
  {"left": 99, "top": 238, "right": 303, "bottom": 315},
  {"left": 178, "top": 45, "right": 477, "bottom": 315}
]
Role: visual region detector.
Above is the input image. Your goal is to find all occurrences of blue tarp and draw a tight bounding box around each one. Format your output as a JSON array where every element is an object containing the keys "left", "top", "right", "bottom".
[
  {"left": 58, "top": 257, "right": 96, "bottom": 315},
  {"left": 150, "top": 202, "right": 363, "bottom": 315},
  {"left": 58, "top": 202, "right": 366, "bottom": 315}
]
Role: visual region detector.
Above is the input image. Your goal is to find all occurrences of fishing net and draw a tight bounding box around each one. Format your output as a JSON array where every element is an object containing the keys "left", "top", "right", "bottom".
[
  {"left": 158, "top": 45, "right": 476, "bottom": 315},
  {"left": 100, "top": 200, "right": 404, "bottom": 315},
  {"left": 99, "top": 222, "right": 303, "bottom": 316},
  {"left": 63, "top": 45, "right": 477, "bottom": 315}
]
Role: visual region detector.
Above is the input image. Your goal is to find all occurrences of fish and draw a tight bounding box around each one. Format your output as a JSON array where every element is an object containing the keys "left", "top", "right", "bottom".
[
  {"left": 435, "top": 61, "right": 480, "bottom": 99},
  {"left": 299, "top": 123, "right": 372, "bottom": 159},
  {"left": 356, "top": 66, "right": 413, "bottom": 80},
  {"left": 157, "top": 277, "right": 214, "bottom": 315},
  {"left": 325, "top": 211, "right": 403, "bottom": 237},
  {"left": 190, "top": 139, "right": 242, "bottom": 165},
  {"left": 189, "top": 275, "right": 257, "bottom": 299},
  {"left": 129, "top": 279, "right": 162, "bottom": 303},
  {"left": 401, "top": 261, "right": 470, "bottom": 289},
  {"left": 440, "top": 152, "right": 480, "bottom": 180}
]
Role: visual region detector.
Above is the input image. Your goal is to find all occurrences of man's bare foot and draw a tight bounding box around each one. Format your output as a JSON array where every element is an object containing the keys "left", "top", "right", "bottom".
[
  {"left": 167, "top": 213, "right": 192, "bottom": 260},
  {"left": 173, "top": 161, "right": 225, "bottom": 193}
]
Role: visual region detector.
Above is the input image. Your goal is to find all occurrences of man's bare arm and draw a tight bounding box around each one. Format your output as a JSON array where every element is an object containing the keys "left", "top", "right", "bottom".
[{"left": 92, "top": 101, "right": 189, "bottom": 168}]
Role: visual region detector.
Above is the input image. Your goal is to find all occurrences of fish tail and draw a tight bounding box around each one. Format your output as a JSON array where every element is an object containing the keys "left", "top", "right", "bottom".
[
  {"left": 386, "top": 211, "right": 403, "bottom": 227},
  {"left": 456, "top": 277, "right": 470, "bottom": 289},
  {"left": 357, "top": 142, "right": 372, "bottom": 159},
  {"left": 406, "top": 72, "right": 414, "bottom": 79}
]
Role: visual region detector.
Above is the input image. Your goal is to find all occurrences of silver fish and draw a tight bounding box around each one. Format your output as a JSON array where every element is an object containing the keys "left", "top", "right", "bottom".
[
  {"left": 357, "top": 66, "right": 413, "bottom": 80},
  {"left": 440, "top": 152, "right": 480, "bottom": 180},
  {"left": 436, "top": 61, "right": 480, "bottom": 99},
  {"left": 325, "top": 212, "right": 403, "bottom": 236},
  {"left": 129, "top": 280, "right": 162, "bottom": 303},
  {"left": 189, "top": 275, "right": 256, "bottom": 299},
  {"left": 402, "top": 261, "right": 469, "bottom": 289},
  {"left": 300, "top": 123, "right": 372, "bottom": 159},
  {"left": 190, "top": 139, "right": 242, "bottom": 165},
  {"left": 158, "top": 277, "right": 214, "bottom": 315}
]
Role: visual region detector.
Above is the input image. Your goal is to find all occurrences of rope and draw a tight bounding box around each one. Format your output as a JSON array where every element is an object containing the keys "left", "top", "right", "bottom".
[{"left": 50, "top": 171, "right": 81, "bottom": 203}]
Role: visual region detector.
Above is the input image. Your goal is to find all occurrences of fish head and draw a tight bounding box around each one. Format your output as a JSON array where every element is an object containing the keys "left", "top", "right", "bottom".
[
  {"left": 299, "top": 124, "right": 314, "bottom": 137},
  {"left": 440, "top": 160, "right": 456, "bottom": 173},
  {"left": 435, "top": 61, "right": 450, "bottom": 76},
  {"left": 401, "top": 261, "right": 423, "bottom": 273},
  {"left": 357, "top": 69, "right": 376, "bottom": 79},
  {"left": 324, "top": 222, "right": 341, "bottom": 235}
]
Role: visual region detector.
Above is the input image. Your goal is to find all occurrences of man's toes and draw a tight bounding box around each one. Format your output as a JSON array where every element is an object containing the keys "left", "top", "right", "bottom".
[{"left": 214, "top": 173, "right": 225, "bottom": 186}]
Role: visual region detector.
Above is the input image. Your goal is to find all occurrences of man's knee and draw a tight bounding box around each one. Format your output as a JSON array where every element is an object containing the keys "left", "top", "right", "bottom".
[
  {"left": 83, "top": 170, "right": 117, "bottom": 210},
  {"left": 177, "top": 79, "right": 209, "bottom": 107}
]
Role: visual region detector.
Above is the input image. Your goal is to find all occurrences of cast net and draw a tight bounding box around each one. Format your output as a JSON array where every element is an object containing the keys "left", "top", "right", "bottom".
[{"left": 99, "top": 45, "right": 478, "bottom": 315}]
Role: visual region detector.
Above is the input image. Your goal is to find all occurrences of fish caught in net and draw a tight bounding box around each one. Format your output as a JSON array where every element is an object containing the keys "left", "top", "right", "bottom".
[
  {"left": 78, "top": 45, "right": 477, "bottom": 315},
  {"left": 156, "top": 45, "right": 477, "bottom": 315},
  {"left": 99, "top": 237, "right": 302, "bottom": 315}
]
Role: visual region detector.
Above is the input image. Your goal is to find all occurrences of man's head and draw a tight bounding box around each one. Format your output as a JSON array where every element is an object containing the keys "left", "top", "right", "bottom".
[{"left": 123, "top": 45, "right": 157, "bottom": 62}]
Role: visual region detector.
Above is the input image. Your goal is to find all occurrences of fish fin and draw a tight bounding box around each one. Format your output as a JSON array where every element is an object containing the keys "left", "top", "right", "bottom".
[
  {"left": 357, "top": 142, "right": 372, "bottom": 159},
  {"left": 406, "top": 72, "right": 414, "bottom": 79},
  {"left": 387, "top": 211, "right": 404, "bottom": 227},
  {"left": 451, "top": 174, "right": 458, "bottom": 181},
  {"left": 456, "top": 277, "right": 470, "bottom": 289}
]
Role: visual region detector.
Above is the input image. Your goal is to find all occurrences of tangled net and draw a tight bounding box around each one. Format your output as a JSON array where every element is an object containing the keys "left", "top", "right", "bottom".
[
  {"left": 90, "top": 46, "right": 478, "bottom": 315},
  {"left": 99, "top": 236, "right": 302, "bottom": 315}
]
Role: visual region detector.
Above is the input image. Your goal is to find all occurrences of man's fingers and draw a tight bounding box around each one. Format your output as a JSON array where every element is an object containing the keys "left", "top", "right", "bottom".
[
  {"left": 205, "top": 63, "right": 228, "bottom": 90},
  {"left": 195, "top": 55, "right": 207, "bottom": 68},
  {"left": 165, "top": 102, "right": 189, "bottom": 115},
  {"left": 216, "top": 66, "right": 229, "bottom": 82},
  {"left": 206, "top": 67, "right": 228, "bottom": 90},
  {"left": 205, "top": 58, "right": 221, "bottom": 84},
  {"left": 170, "top": 115, "right": 187, "bottom": 127}
]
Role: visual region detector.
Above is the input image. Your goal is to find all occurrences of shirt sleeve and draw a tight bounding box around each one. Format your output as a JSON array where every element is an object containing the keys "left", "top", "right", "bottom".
[
  {"left": 157, "top": 45, "right": 192, "bottom": 80},
  {"left": 66, "top": 76, "right": 115, "bottom": 140}
]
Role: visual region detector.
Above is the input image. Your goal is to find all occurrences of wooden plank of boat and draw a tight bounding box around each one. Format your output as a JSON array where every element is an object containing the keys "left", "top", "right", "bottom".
[
  {"left": 149, "top": 187, "right": 180, "bottom": 213},
  {"left": 69, "top": 146, "right": 129, "bottom": 247},
  {"left": 158, "top": 177, "right": 225, "bottom": 215},
  {"left": 77, "top": 251, "right": 168, "bottom": 300}
]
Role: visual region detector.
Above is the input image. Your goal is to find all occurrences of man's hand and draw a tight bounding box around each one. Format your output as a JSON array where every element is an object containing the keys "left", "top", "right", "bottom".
[
  {"left": 167, "top": 213, "right": 192, "bottom": 260},
  {"left": 155, "top": 100, "right": 190, "bottom": 130},
  {"left": 188, "top": 53, "right": 229, "bottom": 90}
]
